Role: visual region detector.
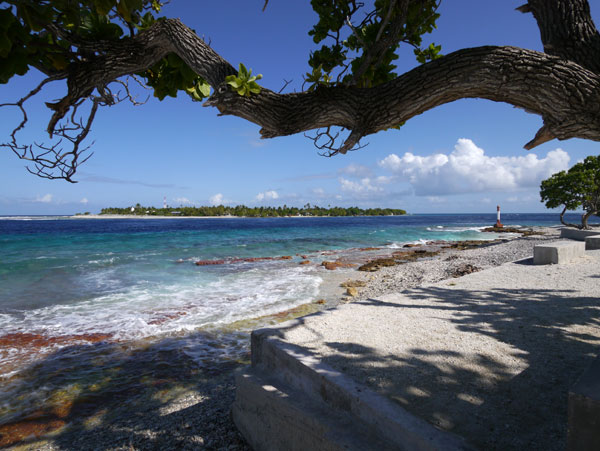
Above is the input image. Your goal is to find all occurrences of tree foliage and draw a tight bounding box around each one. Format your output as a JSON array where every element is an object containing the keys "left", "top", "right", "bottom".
[
  {"left": 540, "top": 155, "right": 600, "bottom": 229},
  {"left": 98, "top": 204, "right": 407, "bottom": 218},
  {"left": 1, "top": 0, "right": 600, "bottom": 182}
]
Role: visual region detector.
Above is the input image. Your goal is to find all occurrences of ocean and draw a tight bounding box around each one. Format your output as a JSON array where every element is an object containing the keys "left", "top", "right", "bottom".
[{"left": 0, "top": 213, "right": 579, "bottom": 429}]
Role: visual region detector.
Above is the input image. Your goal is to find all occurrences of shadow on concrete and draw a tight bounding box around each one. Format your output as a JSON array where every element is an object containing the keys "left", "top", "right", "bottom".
[
  {"left": 275, "top": 287, "right": 600, "bottom": 450},
  {"left": 0, "top": 330, "right": 251, "bottom": 450}
]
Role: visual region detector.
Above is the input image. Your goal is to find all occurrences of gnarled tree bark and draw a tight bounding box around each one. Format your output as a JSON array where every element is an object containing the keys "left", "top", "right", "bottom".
[
  {"left": 52, "top": 0, "right": 600, "bottom": 154},
  {"left": 5, "top": 0, "right": 600, "bottom": 179}
]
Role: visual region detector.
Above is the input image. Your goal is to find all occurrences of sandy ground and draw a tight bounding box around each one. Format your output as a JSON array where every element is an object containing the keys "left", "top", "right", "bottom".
[{"left": 278, "top": 242, "right": 600, "bottom": 450}]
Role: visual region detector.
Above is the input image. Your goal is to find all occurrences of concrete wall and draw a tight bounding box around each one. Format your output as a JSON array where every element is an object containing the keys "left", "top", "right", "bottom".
[{"left": 560, "top": 227, "right": 600, "bottom": 241}]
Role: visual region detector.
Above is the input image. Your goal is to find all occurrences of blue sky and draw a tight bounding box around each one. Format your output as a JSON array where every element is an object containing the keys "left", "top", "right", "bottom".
[{"left": 1, "top": 1, "right": 599, "bottom": 215}]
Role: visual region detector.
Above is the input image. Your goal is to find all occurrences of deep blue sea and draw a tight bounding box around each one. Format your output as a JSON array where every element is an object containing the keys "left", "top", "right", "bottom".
[{"left": 0, "top": 213, "right": 579, "bottom": 424}]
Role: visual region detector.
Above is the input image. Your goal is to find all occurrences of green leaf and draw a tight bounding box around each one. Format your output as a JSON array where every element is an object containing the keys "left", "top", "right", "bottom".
[
  {"left": 166, "top": 53, "right": 182, "bottom": 67},
  {"left": 95, "top": 0, "right": 115, "bottom": 16},
  {"left": 0, "top": 8, "right": 15, "bottom": 31},
  {"left": 0, "top": 32, "right": 12, "bottom": 58},
  {"left": 117, "top": 0, "right": 131, "bottom": 22},
  {"left": 197, "top": 81, "right": 211, "bottom": 97},
  {"left": 248, "top": 82, "right": 261, "bottom": 95}
]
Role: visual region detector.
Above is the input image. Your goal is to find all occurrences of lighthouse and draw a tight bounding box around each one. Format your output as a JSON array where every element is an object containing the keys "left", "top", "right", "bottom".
[{"left": 495, "top": 205, "right": 503, "bottom": 228}]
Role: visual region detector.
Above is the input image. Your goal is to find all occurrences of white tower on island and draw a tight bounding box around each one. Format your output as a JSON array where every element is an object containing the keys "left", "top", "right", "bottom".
[
  {"left": 163, "top": 196, "right": 167, "bottom": 209},
  {"left": 495, "top": 205, "right": 503, "bottom": 228}
]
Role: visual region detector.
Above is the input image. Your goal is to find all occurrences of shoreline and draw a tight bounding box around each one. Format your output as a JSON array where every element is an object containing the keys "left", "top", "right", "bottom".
[
  {"left": 277, "top": 227, "right": 600, "bottom": 450},
  {"left": 1, "top": 227, "right": 565, "bottom": 450}
]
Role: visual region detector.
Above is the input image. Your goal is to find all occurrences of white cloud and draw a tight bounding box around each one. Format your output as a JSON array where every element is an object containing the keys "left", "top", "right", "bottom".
[
  {"left": 339, "top": 177, "right": 383, "bottom": 194},
  {"left": 375, "top": 175, "right": 393, "bottom": 185},
  {"left": 378, "top": 138, "right": 570, "bottom": 196},
  {"left": 209, "top": 193, "right": 224, "bottom": 205},
  {"left": 507, "top": 194, "right": 536, "bottom": 203},
  {"left": 35, "top": 194, "right": 53, "bottom": 203},
  {"left": 312, "top": 187, "right": 326, "bottom": 197},
  {"left": 256, "top": 190, "right": 279, "bottom": 201},
  {"left": 80, "top": 198, "right": 89, "bottom": 204},
  {"left": 338, "top": 164, "right": 372, "bottom": 178},
  {"left": 174, "top": 197, "right": 193, "bottom": 205}
]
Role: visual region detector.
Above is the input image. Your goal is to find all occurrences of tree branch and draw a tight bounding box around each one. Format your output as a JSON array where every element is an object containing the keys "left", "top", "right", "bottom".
[
  {"left": 204, "top": 45, "right": 600, "bottom": 150},
  {"left": 523, "top": 0, "right": 600, "bottom": 73},
  {"left": 5, "top": 3, "right": 600, "bottom": 182}
]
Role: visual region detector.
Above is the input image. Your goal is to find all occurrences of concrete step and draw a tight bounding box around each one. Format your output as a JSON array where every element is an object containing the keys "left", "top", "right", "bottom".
[
  {"left": 560, "top": 227, "right": 600, "bottom": 241},
  {"left": 533, "top": 240, "right": 585, "bottom": 264},
  {"left": 233, "top": 366, "right": 394, "bottom": 451},
  {"left": 232, "top": 327, "right": 473, "bottom": 450},
  {"left": 585, "top": 235, "right": 600, "bottom": 250}
]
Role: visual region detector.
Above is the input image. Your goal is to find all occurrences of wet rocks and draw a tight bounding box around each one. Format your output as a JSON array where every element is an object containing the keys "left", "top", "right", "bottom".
[
  {"left": 345, "top": 287, "right": 359, "bottom": 297},
  {"left": 195, "top": 259, "right": 226, "bottom": 266},
  {"left": 340, "top": 280, "right": 367, "bottom": 288},
  {"left": 321, "top": 261, "right": 356, "bottom": 270},
  {"left": 444, "top": 240, "right": 491, "bottom": 250},
  {"left": 392, "top": 250, "right": 440, "bottom": 261},
  {"left": 482, "top": 227, "right": 542, "bottom": 236},
  {"left": 195, "top": 255, "right": 294, "bottom": 266},
  {"left": 358, "top": 258, "right": 398, "bottom": 272},
  {"left": 450, "top": 263, "right": 481, "bottom": 278},
  {"left": 356, "top": 228, "right": 559, "bottom": 302}
]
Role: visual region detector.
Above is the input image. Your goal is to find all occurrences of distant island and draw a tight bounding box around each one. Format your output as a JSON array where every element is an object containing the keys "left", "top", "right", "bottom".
[{"left": 91, "top": 204, "right": 407, "bottom": 217}]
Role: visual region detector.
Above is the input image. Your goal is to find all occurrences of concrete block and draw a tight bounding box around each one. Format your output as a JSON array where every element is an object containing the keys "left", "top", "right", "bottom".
[
  {"left": 237, "top": 327, "right": 474, "bottom": 451},
  {"left": 232, "top": 368, "right": 392, "bottom": 451},
  {"left": 560, "top": 227, "right": 600, "bottom": 241},
  {"left": 568, "top": 355, "right": 600, "bottom": 451},
  {"left": 533, "top": 241, "right": 585, "bottom": 265},
  {"left": 584, "top": 235, "right": 600, "bottom": 250}
]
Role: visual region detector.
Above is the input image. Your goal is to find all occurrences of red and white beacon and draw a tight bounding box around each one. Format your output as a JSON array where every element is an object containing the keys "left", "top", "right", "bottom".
[{"left": 495, "top": 205, "right": 503, "bottom": 228}]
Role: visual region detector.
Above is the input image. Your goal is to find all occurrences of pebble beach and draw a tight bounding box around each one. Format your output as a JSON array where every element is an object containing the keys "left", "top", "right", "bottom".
[{"left": 3, "top": 226, "right": 581, "bottom": 450}]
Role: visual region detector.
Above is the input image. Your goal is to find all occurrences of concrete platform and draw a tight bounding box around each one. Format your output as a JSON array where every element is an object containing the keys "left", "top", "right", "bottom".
[
  {"left": 585, "top": 235, "right": 600, "bottom": 250},
  {"left": 233, "top": 330, "right": 472, "bottom": 450},
  {"left": 234, "top": 250, "right": 600, "bottom": 450},
  {"left": 560, "top": 227, "right": 600, "bottom": 241},
  {"left": 533, "top": 240, "right": 586, "bottom": 264}
]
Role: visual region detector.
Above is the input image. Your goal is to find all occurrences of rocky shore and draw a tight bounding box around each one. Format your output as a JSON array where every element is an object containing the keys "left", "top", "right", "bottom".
[
  {"left": 353, "top": 227, "right": 559, "bottom": 301},
  {"left": 6, "top": 227, "right": 560, "bottom": 450}
]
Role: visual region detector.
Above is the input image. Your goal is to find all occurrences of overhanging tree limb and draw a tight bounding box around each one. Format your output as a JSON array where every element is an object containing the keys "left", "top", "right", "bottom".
[
  {"left": 2, "top": 0, "right": 600, "bottom": 181},
  {"left": 51, "top": 19, "right": 600, "bottom": 148}
]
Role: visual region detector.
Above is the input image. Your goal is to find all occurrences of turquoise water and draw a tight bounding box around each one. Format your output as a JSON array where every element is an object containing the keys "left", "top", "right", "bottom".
[
  {"left": 0, "top": 213, "right": 574, "bottom": 425},
  {"left": 0, "top": 214, "right": 572, "bottom": 341}
]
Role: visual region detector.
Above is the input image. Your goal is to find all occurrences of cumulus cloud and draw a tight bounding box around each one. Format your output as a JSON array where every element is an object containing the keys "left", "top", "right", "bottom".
[
  {"left": 378, "top": 138, "right": 570, "bottom": 196},
  {"left": 339, "top": 177, "right": 384, "bottom": 194},
  {"left": 174, "top": 197, "right": 193, "bottom": 205},
  {"left": 256, "top": 190, "right": 279, "bottom": 201},
  {"left": 312, "top": 187, "right": 326, "bottom": 197},
  {"left": 80, "top": 197, "right": 89, "bottom": 204},
  {"left": 35, "top": 194, "right": 53, "bottom": 203},
  {"left": 209, "top": 193, "right": 224, "bottom": 205}
]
